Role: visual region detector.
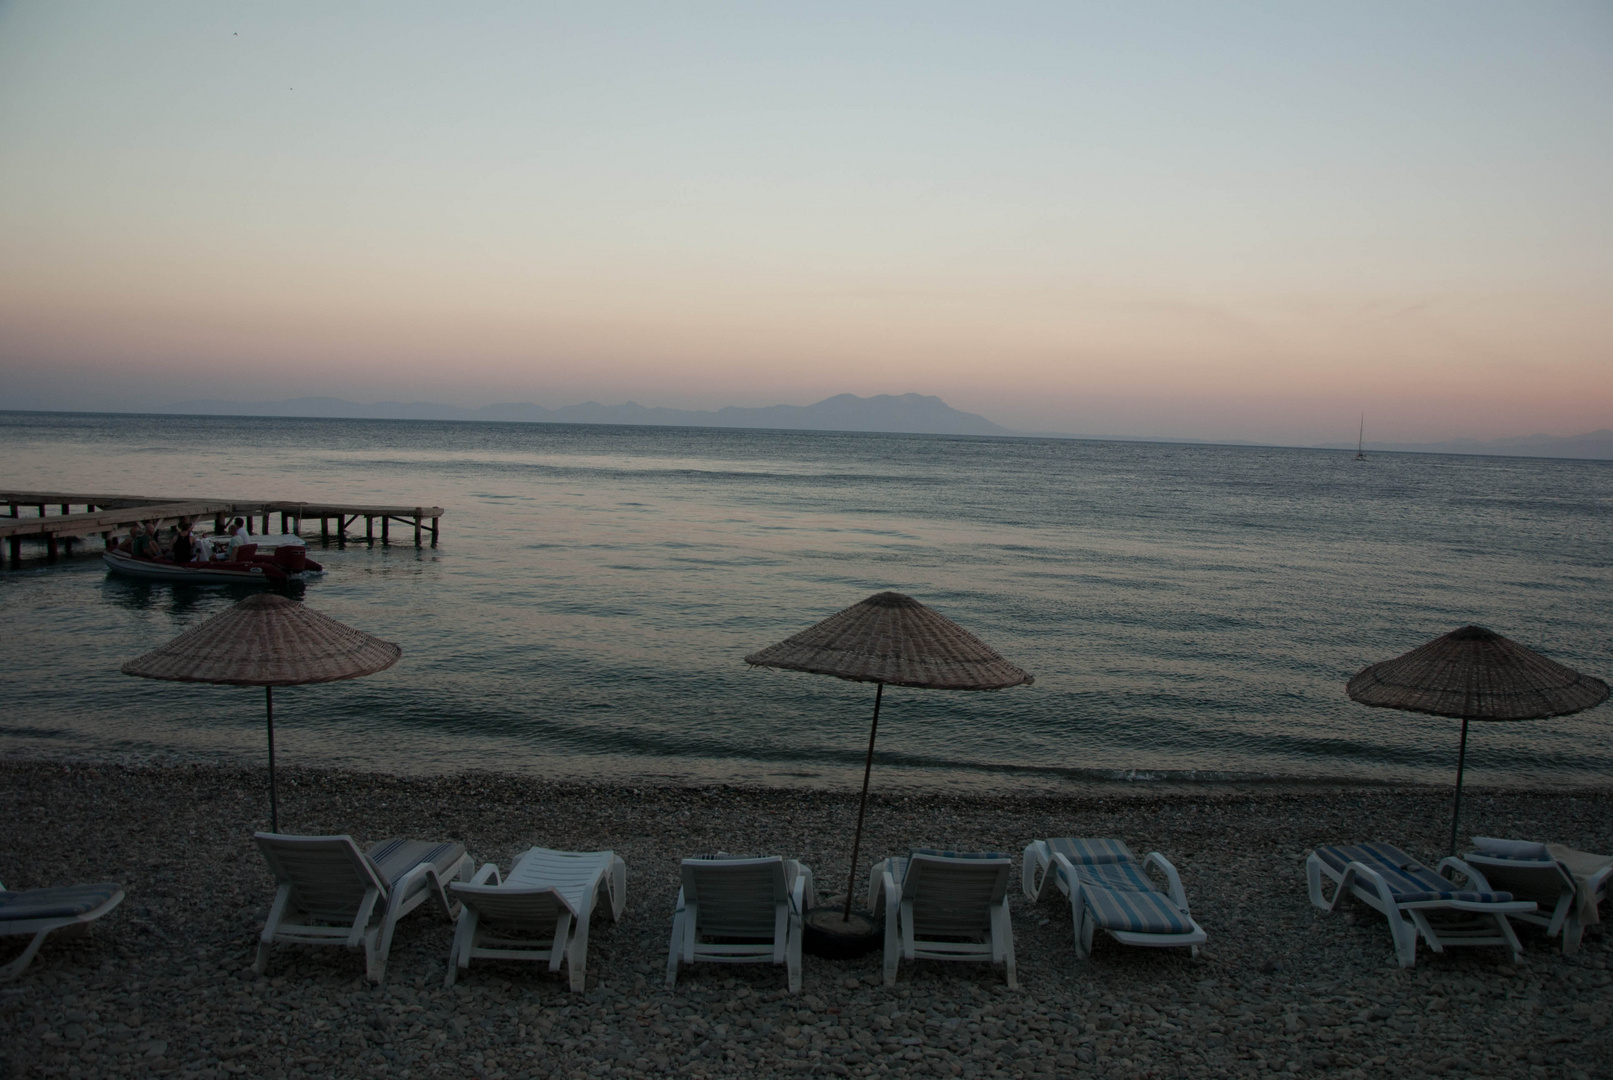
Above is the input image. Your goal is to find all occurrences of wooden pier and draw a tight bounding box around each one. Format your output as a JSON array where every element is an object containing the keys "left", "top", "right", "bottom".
[{"left": 1, "top": 491, "right": 444, "bottom": 568}]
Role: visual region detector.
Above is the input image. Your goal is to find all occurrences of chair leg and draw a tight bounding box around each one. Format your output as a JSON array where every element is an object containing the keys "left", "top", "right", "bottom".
[
  {"left": 252, "top": 940, "right": 272, "bottom": 976},
  {"left": 882, "top": 904, "right": 900, "bottom": 986},
  {"left": 1390, "top": 912, "right": 1420, "bottom": 968},
  {"left": 1495, "top": 914, "right": 1524, "bottom": 963},
  {"left": 445, "top": 909, "right": 478, "bottom": 987},
  {"left": 0, "top": 929, "right": 54, "bottom": 981},
  {"left": 1070, "top": 888, "right": 1092, "bottom": 961},
  {"left": 785, "top": 911, "right": 802, "bottom": 995},
  {"left": 1564, "top": 914, "right": 1585, "bottom": 956},
  {"left": 363, "top": 928, "right": 386, "bottom": 984},
  {"left": 666, "top": 909, "right": 684, "bottom": 989},
  {"left": 993, "top": 901, "right": 1017, "bottom": 990}
]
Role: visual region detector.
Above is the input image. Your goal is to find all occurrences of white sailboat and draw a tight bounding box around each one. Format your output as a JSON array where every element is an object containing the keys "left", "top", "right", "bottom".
[{"left": 1355, "top": 414, "right": 1366, "bottom": 460}]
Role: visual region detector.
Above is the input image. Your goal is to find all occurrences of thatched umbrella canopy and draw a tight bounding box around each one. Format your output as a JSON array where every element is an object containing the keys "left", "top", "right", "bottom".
[
  {"left": 747, "top": 592, "right": 1032, "bottom": 922},
  {"left": 123, "top": 594, "right": 401, "bottom": 830},
  {"left": 1347, "top": 625, "right": 1608, "bottom": 852}
]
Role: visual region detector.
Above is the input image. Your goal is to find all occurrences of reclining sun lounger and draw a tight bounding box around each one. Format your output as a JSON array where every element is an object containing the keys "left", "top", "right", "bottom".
[
  {"left": 1, "top": 879, "right": 125, "bottom": 981},
  {"left": 1307, "top": 841, "right": 1535, "bottom": 967},
  {"left": 448, "top": 846, "right": 626, "bottom": 989},
  {"left": 1022, "top": 838, "right": 1205, "bottom": 960},
  {"left": 667, "top": 855, "right": 812, "bottom": 993},
  {"left": 253, "top": 833, "right": 472, "bottom": 983},
  {"left": 867, "top": 849, "right": 1016, "bottom": 988},
  {"left": 1455, "top": 838, "right": 1613, "bottom": 955}
]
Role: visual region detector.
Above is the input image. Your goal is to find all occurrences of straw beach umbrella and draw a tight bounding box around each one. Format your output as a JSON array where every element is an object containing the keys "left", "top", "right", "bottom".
[
  {"left": 1347, "top": 625, "right": 1608, "bottom": 854},
  {"left": 122, "top": 593, "right": 401, "bottom": 831},
  {"left": 745, "top": 591, "right": 1033, "bottom": 928}
]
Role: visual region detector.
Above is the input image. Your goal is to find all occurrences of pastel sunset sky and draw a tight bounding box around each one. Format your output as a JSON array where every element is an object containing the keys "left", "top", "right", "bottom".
[{"left": 1, "top": 2, "right": 1608, "bottom": 443}]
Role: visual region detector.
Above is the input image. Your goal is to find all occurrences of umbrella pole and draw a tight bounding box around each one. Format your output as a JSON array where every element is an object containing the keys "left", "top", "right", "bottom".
[
  {"left": 266, "top": 685, "right": 278, "bottom": 833},
  {"left": 843, "top": 682, "right": 884, "bottom": 921},
  {"left": 1449, "top": 716, "right": 1469, "bottom": 856}
]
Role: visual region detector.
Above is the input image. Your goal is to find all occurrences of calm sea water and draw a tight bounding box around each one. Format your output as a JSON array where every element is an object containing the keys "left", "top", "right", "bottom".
[{"left": 2, "top": 410, "right": 1610, "bottom": 793}]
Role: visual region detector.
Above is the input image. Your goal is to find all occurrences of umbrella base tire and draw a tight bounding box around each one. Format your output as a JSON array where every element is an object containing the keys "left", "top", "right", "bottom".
[{"left": 802, "top": 907, "right": 881, "bottom": 959}]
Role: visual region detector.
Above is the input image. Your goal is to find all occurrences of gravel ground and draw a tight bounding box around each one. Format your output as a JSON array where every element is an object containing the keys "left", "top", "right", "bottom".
[{"left": 3, "top": 760, "right": 1611, "bottom": 1080}]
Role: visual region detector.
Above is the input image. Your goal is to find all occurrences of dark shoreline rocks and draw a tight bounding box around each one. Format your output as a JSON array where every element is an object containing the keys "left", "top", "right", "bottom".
[{"left": 3, "top": 759, "right": 1610, "bottom": 1079}]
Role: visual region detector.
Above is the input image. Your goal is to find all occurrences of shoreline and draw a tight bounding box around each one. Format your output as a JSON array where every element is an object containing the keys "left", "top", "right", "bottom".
[
  {"left": 4, "top": 758, "right": 1611, "bottom": 1079},
  {"left": 4, "top": 743, "right": 1608, "bottom": 800}
]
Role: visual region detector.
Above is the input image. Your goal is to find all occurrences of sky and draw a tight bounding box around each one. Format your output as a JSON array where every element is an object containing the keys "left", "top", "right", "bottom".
[{"left": 1, "top": 2, "right": 1609, "bottom": 444}]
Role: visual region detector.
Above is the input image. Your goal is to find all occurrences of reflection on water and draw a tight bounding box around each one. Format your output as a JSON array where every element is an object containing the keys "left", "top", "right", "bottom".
[{"left": 2, "top": 410, "right": 1611, "bottom": 792}]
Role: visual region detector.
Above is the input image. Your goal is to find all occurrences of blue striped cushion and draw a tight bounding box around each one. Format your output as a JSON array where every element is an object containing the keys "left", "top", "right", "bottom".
[
  {"left": 1077, "top": 875, "right": 1194, "bottom": 934},
  {"left": 1315, "top": 843, "right": 1512, "bottom": 904},
  {"left": 366, "top": 839, "right": 466, "bottom": 890},
  {"left": 1048, "top": 838, "right": 1135, "bottom": 866},
  {"left": 0, "top": 883, "right": 121, "bottom": 921},
  {"left": 1049, "top": 838, "right": 1136, "bottom": 888}
]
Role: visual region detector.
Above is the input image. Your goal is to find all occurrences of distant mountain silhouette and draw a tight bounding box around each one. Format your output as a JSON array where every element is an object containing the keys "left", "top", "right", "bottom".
[{"left": 160, "top": 392, "right": 1015, "bottom": 437}]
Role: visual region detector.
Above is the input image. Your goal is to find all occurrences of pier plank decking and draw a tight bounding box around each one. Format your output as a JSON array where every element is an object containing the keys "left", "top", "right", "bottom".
[{"left": 2, "top": 491, "right": 443, "bottom": 567}]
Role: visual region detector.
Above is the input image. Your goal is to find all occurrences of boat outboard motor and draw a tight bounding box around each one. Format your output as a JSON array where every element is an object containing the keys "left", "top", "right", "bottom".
[{"left": 273, "top": 546, "right": 308, "bottom": 573}]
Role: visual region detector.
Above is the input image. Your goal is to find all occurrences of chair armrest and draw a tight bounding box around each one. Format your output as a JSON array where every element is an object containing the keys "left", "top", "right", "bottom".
[
  {"left": 1344, "top": 860, "right": 1402, "bottom": 912},
  {"left": 1143, "top": 851, "right": 1191, "bottom": 913},
  {"left": 1022, "top": 841, "right": 1048, "bottom": 901},
  {"left": 882, "top": 869, "right": 901, "bottom": 924},
  {"left": 467, "top": 862, "right": 501, "bottom": 887},
  {"left": 1049, "top": 851, "right": 1083, "bottom": 915},
  {"left": 790, "top": 868, "right": 807, "bottom": 917}
]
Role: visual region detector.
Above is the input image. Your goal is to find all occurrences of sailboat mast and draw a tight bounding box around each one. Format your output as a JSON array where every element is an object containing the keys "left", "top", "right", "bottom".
[{"left": 1355, "top": 414, "right": 1365, "bottom": 460}]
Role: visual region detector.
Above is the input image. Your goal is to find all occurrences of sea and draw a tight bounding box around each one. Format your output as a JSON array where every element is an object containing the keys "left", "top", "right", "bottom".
[{"left": 2, "top": 410, "right": 1610, "bottom": 794}]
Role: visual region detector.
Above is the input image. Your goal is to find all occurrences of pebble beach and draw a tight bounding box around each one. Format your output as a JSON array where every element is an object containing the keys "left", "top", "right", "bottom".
[{"left": 3, "top": 760, "right": 1611, "bottom": 1080}]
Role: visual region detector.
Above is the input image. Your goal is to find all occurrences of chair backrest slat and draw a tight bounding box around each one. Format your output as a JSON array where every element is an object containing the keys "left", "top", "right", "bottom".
[
  {"left": 905, "top": 856, "right": 1009, "bottom": 935},
  {"left": 255, "top": 833, "right": 388, "bottom": 921},
  {"left": 682, "top": 858, "right": 787, "bottom": 939},
  {"left": 451, "top": 885, "right": 573, "bottom": 930}
]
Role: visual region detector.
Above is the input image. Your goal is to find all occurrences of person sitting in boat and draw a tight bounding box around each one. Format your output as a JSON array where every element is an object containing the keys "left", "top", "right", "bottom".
[
  {"left": 129, "top": 523, "right": 163, "bottom": 561},
  {"left": 226, "top": 518, "right": 250, "bottom": 559},
  {"left": 171, "top": 520, "right": 196, "bottom": 564}
]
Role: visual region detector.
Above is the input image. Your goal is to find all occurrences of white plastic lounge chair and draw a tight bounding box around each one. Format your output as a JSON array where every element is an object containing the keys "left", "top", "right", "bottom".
[
  {"left": 447, "top": 846, "right": 626, "bottom": 989},
  {"left": 866, "top": 849, "right": 1016, "bottom": 989},
  {"left": 1455, "top": 838, "right": 1613, "bottom": 955},
  {"left": 1307, "top": 841, "right": 1535, "bottom": 967},
  {"left": 667, "top": 855, "right": 812, "bottom": 994},
  {"left": 1022, "top": 838, "right": 1206, "bottom": 960},
  {"left": 0, "top": 879, "right": 125, "bottom": 981},
  {"left": 253, "top": 833, "right": 472, "bottom": 983}
]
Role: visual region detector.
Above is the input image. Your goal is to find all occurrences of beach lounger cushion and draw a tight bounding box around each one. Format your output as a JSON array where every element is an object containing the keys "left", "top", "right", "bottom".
[
  {"left": 1470, "top": 838, "right": 1551, "bottom": 861},
  {"left": 1307, "top": 840, "right": 1534, "bottom": 967},
  {"left": 0, "top": 884, "right": 123, "bottom": 922},
  {"left": 1047, "top": 837, "right": 1135, "bottom": 868},
  {"left": 1313, "top": 844, "right": 1513, "bottom": 904},
  {"left": 1073, "top": 862, "right": 1198, "bottom": 935},
  {"left": 0, "top": 880, "right": 126, "bottom": 981},
  {"left": 1022, "top": 838, "right": 1205, "bottom": 959}
]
